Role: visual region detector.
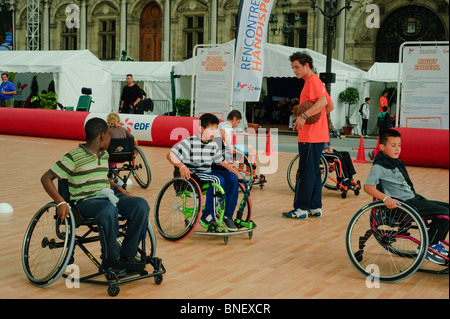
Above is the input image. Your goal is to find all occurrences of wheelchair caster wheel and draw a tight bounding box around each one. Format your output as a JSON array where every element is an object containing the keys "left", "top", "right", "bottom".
[
  {"left": 154, "top": 274, "right": 163, "bottom": 285},
  {"left": 248, "top": 231, "right": 253, "bottom": 239},
  {"left": 341, "top": 191, "right": 347, "bottom": 199},
  {"left": 108, "top": 285, "right": 120, "bottom": 297},
  {"left": 224, "top": 236, "right": 229, "bottom": 245}
]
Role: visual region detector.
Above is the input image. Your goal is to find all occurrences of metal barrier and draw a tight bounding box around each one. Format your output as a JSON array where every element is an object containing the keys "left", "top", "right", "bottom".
[{"left": 143, "top": 99, "right": 172, "bottom": 116}]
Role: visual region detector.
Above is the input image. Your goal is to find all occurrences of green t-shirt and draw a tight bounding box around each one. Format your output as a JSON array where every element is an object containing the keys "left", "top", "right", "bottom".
[{"left": 50, "top": 144, "right": 110, "bottom": 201}]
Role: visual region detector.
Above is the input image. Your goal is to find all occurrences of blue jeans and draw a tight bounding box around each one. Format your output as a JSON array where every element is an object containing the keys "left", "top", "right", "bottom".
[
  {"left": 75, "top": 193, "right": 150, "bottom": 261},
  {"left": 293, "top": 142, "right": 324, "bottom": 210},
  {"left": 195, "top": 170, "right": 238, "bottom": 219}
]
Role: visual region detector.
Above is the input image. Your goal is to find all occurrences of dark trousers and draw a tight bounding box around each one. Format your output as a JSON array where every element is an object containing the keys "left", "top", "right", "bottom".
[
  {"left": 405, "top": 195, "right": 449, "bottom": 245},
  {"left": 196, "top": 170, "right": 239, "bottom": 219},
  {"left": 361, "top": 119, "right": 368, "bottom": 136},
  {"left": 294, "top": 142, "right": 324, "bottom": 210},
  {"left": 76, "top": 194, "right": 150, "bottom": 261}
]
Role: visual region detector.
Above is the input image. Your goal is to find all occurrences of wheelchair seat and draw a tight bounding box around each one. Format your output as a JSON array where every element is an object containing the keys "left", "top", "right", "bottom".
[{"left": 107, "top": 138, "right": 135, "bottom": 163}]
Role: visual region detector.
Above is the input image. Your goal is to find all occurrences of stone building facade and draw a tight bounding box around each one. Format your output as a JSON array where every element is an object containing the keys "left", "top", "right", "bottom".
[{"left": 6, "top": 0, "right": 450, "bottom": 70}]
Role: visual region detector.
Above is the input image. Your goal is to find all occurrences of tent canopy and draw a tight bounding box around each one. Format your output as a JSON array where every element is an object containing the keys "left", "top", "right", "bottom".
[
  {"left": 365, "top": 62, "right": 400, "bottom": 82},
  {"left": 173, "top": 40, "right": 365, "bottom": 79},
  {"left": 0, "top": 50, "right": 112, "bottom": 112},
  {"left": 173, "top": 40, "right": 367, "bottom": 130}
]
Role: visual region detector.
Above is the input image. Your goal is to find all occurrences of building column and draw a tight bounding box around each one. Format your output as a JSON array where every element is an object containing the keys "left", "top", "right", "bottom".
[
  {"left": 43, "top": 0, "right": 49, "bottom": 50},
  {"left": 163, "top": 0, "right": 170, "bottom": 60},
  {"left": 315, "top": 0, "right": 324, "bottom": 53},
  {"left": 336, "top": 0, "right": 346, "bottom": 61},
  {"left": 80, "top": 0, "right": 86, "bottom": 49},
  {"left": 210, "top": 0, "right": 217, "bottom": 44},
  {"left": 120, "top": 0, "right": 127, "bottom": 52}
]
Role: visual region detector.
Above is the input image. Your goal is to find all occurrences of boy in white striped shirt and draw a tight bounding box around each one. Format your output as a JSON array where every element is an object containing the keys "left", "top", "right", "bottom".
[{"left": 167, "top": 113, "right": 242, "bottom": 231}]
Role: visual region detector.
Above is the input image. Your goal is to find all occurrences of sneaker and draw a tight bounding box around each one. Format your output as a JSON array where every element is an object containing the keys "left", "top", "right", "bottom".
[
  {"left": 119, "top": 256, "right": 146, "bottom": 271},
  {"left": 431, "top": 242, "right": 448, "bottom": 257},
  {"left": 101, "top": 259, "right": 127, "bottom": 275},
  {"left": 201, "top": 215, "right": 219, "bottom": 228},
  {"left": 421, "top": 243, "right": 447, "bottom": 265},
  {"left": 223, "top": 217, "right": 238, "bottom": 232},
  {"left": 308, "top": 208, "right": 322, "bottom": 218},
  {"left": 282, "top": 209, "right": 308, "bottom": 219}
]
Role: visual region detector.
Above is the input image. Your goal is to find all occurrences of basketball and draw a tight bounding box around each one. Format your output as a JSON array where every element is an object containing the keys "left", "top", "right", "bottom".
[{"left": 298, "top": 100, "right": 321, "bottom": 124}]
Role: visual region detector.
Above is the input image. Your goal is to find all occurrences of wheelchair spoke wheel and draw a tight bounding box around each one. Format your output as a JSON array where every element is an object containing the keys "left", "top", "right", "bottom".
[
  {"left": 287, "top": 154, "right": 328, "bottom": 192},
  {"left": 154, "top": 177, "right": 201, "bottom": 241},
  {"left": 234, "top": 182, "right": 253, "bottom": 229},
  {"left": 132, "top": 146, "right": 151, "bottom": 189},
  {"left": 345, "top": 201, "right": 428, "bottom": 282},
  {"left": 22, "top": 203, "right": 76, "bottom": 287},
  {"left": 222, "top": 149, "right": 254, "bottom": 186}
]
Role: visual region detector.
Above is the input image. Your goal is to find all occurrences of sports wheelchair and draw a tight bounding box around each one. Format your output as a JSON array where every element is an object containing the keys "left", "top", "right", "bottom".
[
  {"left": 107, "top": 138, "right": 151, "bottom": 189},
  {"left": 21, "top": 180, "right": 165, "bottom": 296},
  {"left": 287, "top": 153, "right": 361, "bottom": 198},
  {"left": 154, "top": 167, "right": 256, "bottom": 244},
  {"left": 346, "top": 197, "right": 449, "bottom": 283}
]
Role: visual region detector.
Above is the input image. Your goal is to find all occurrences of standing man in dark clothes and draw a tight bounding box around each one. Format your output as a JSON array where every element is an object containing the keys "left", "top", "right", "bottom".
[{"left": 120, "top": 74, "right": 141, "bottom": 114}]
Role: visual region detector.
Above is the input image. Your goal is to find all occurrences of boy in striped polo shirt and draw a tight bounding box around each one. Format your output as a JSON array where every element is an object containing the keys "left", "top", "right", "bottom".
[
  {"left": 167, "top": 113, "right": 242, "bottom": 231},
  {"left": 41, "top": 118, "right": 150, "bottom": 272}
]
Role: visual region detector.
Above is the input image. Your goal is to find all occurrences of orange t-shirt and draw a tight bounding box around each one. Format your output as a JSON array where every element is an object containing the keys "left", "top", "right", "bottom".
[
  {"left": 379, "top": 96, "right": 388, "bottom": 113},
  {"left": 297, "top": 74, "right": 331, "bottom": 143}
]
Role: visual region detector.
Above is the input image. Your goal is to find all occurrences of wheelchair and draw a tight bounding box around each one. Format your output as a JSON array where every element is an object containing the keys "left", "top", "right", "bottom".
[
  {"left": 346, "top": 198, "right": 449, "bottom": 283},
  {"left": 21, "top": 180, "right": 165, "bottom": 296},
  {"left": 287, "top": 153, "right": 361, "bottom": 198},
  {"left": 153, "top": 167, "right": 256, "bottom": 244},
  {"left": 107, "top": 138, "right": 151, "bottom": 189},
  {"left": 222, "top": 148, "right": 267, "bottom": 189}
]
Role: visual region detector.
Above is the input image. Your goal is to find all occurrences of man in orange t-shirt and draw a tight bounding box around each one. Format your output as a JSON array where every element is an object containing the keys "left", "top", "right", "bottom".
[
  {"left": 282, "top": 52, "right": 334, "bottom": 220},
  {"left": 379, "top": 90, "right": 388, "bottom": 113}
]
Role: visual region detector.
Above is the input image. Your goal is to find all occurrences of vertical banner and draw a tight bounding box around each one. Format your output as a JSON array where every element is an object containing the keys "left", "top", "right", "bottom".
[
  {"left": 233, "top": 0, "right": 275, "bottom": 102},
  {"left": 400, "top": 44, "right": 449, "bottom": 129},
  {"left": 192, "top": 44, "right": 234, "bottom": 120}
]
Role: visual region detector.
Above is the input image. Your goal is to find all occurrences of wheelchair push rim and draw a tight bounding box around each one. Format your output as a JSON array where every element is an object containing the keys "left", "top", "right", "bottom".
[
  {"left": 345, "top": 201, "right": 429, "bottom": 283},
  {"left": 287, "top": 154, "right": 328, "bottom": 192},
  {"left": 22, "top": 203, "right": 76, "bottom": 287}
]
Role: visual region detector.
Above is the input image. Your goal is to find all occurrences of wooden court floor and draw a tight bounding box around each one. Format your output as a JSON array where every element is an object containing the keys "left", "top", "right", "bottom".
[{"left": 0, "top": 134, "right": 448, "bottom": 299}]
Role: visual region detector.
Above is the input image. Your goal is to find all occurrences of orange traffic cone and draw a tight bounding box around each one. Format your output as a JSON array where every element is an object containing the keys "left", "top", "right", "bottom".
[
  {"left": 354, "top": 136, "right": 369, "bottom": 163},
  {"left": 263, "top": 131, "right": 274, "bottom": 156}
]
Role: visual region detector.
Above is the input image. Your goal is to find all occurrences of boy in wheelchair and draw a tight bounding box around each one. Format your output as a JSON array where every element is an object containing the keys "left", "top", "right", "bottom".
[
  {"left": 364, "top": 128, "right": 449, "bottom": 265},
  {"left": 322, "top": 141, "right": 358, "bottom": 189},
  {"left": 40, "top": 117, "right": 150, "bottom": 273},
  {"left": 167, "top": 113, "right": 243, "bottom": 231}
]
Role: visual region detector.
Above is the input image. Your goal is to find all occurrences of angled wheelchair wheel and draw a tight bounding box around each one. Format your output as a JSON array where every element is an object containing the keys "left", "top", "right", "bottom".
[
  {"left": 22, "top": 203, "right": 76, "bottom": 287},
  {"left": 235, "top": 181, "right": 252, "bottom": 227},
  {"left": 132, "top": 146, "right": 151, "bottom": 189},
  {"left": 154, "top": 177, "right": 202, "bottom": 241},
  {"left": 222, "top": 149, "right": 254, "bottom": 186},
  {"left": 345, "top": 201, "right": 429, "bottom": 283},
  {"left": 287, "top": 154, "right": 328, "bottom": 192}
]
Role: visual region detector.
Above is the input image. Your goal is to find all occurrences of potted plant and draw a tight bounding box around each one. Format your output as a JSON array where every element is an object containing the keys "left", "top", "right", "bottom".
[
  {"left": 31, "top": 91, "right": 58, "bottom": 109},
  {"left": 174, "top": 98, "right": 192, "bottom": 116},
  {"left": 339, "top": 87, "right": 360, "bottom": 135}
]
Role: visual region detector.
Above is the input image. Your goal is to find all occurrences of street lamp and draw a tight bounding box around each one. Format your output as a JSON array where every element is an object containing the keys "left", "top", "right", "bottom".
[
  {"left": 311, "top": 0, "right": 352, "bottom": 95},
  {"left": 269, "top": 0, "right": 302, "bottom": 46}
]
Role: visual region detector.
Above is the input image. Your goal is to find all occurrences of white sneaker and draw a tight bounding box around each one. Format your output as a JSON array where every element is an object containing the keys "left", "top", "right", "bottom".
[
  {"left": 308, "top": 208, "right": 322, "bottom": 217},
  {"left": 282, "top": 209, "right": 308, "bottom": 219}
]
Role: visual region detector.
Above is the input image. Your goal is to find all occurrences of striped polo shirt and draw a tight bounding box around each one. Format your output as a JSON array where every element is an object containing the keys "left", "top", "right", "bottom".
[
  {"left": 171, "top": 135, "right": 223, "bottom": 172},
  {"left": 50, "top": 144, "right": 110, "bottom": 201}
]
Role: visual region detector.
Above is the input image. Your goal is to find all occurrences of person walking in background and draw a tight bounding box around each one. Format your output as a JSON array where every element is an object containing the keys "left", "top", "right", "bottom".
[
  {"left": 360, "top": 97, "right": 370, "bottom": 136},
  {"left": 379, "top": 89, "right": 388, "bottom": 113},
  {"left": 0, "top": 73, "right": 17, "bottom": 108}
]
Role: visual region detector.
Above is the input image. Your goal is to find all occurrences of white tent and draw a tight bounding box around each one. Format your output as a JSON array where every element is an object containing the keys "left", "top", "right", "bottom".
[
  {"left": 363, "top": 62, "right": 400, "bottom": 135},
  {"left": 0, "top": 50, "right": 112, "bottom": 112},
  {"left": 173, "top": 41, "right": 367, "bottom": 131},
  {"left": 104, "top": 61, "right": 179, "bottom": 114}
]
